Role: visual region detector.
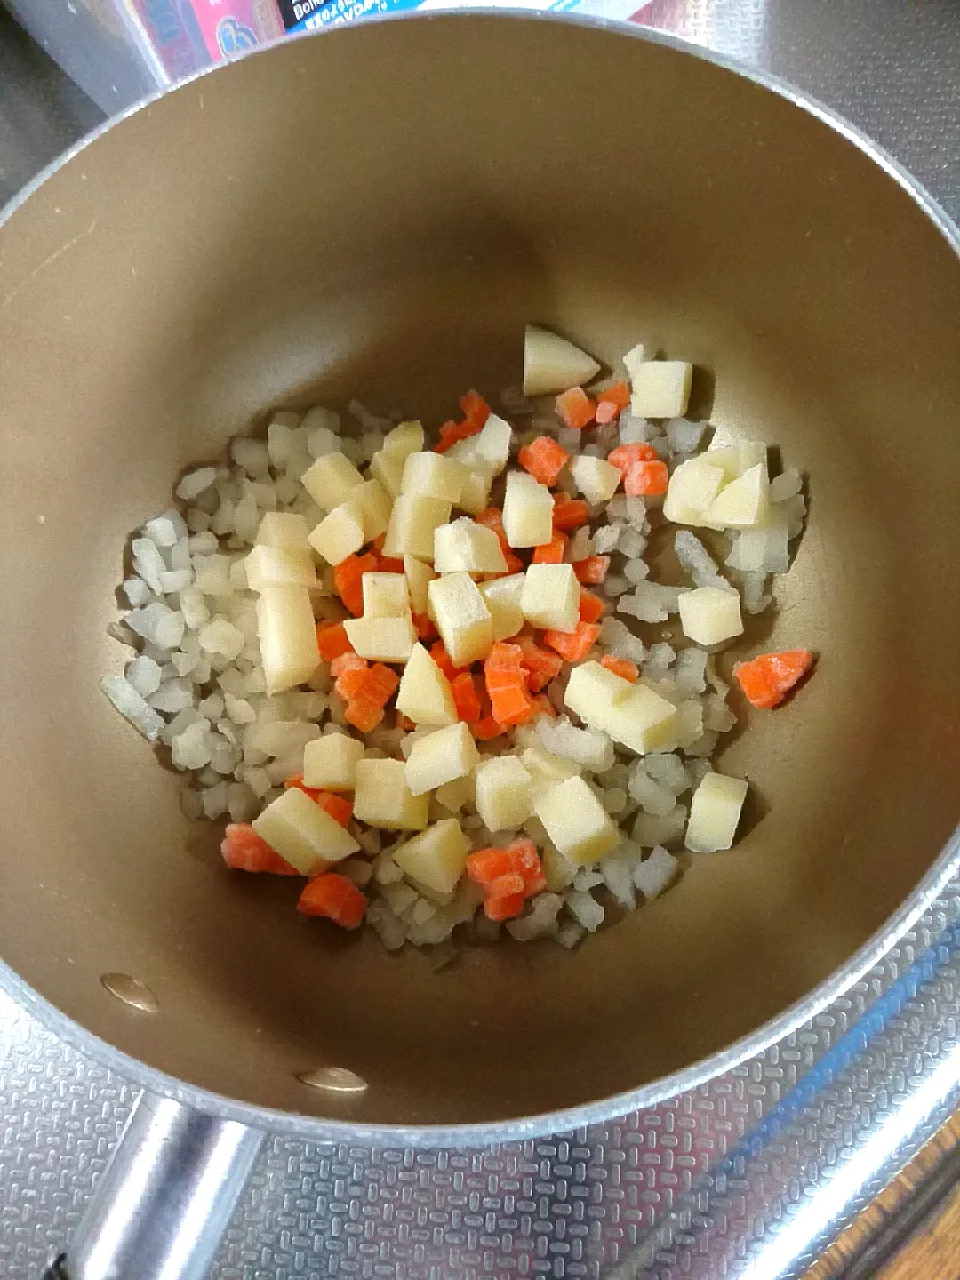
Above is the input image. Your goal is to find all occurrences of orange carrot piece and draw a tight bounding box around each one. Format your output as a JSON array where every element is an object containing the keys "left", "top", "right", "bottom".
[
  {"left": 504, "top": 838, "right": 545, "bottom": 893},
  {"left": 489, "top": 683, "right": 536, "bottom": 727},
  {"left": 608, "top": 442, "right": 658, "bottom": 477},
  {"left": 284, "top": 772, "right": 326, "bottom": 802},
  {"left": 532, "top": 531, "right": 568, "bottom": 565},
  {"left": 333, "top": 656, "right": 371, "bottom": 702},
  {"left": 460, "top": 391, "right": 491, "bottom": 431},
  {"left": 412, "top": 611, "right": 437, "bottom": 640},
  {"left": 543, "top": 621, "right": 601, "bottom": 662},
  {"left": 579, "top": 589, "right": 605, "bottom": 623},
  {"left": 487, "top": 872, "right": 526, "bottom": 900},
  {"left": 601, "top": 654, "right": 639, "bottom": 683},
  {"left": 363, "top": 662, "right": 400, "bottom": 704},
  {"left": 316, "top": 621, "right": 353, "bottom": 662},
  {"left": 297, "top": 873, "right": 367, "bottom": 928},
  {"left": 429, "top": 641, "right": 459, "bottom": 681},
  {"left": 466, "top": 847, "right": 514, "bottom": 885},
  {"left": 377, "top": 555, "right": 405, "bottom": 575},
  {"left": 594, "top": 400, "right": 618, "bottom": 426},
  {"left": 220, "top": 823, "right": 300, "bottom": 875},
  {"left": 552, "top": 497, "right": 590, "bottom": 531},
  {"left": 483, "top": 890, "right": 526, "bottom": 922},
  {"left": 476, "top": 507, "right": 524, "bottom": 574},
  {"left": 345, "top": 698, "right": 386, "bottom": 734},
  {"left": 316, "top": 792, "right": 353, "bottom": 829},
  {"left": 474, "top": 714, "right": 504, "bottom": 741},
  {"left": 597, "top": 380, "right": 630, "bottom": 411},
  {"left": 333, "top": 553, "right": 378, "bottom": 616},
  {"left": 517, "top": 637, "right": 563, "bottom": 692},
  {"left": 451, "top": 671, "right": 482, "bottom": 723},
  {"left": 734, "top": 650, "right": 815, "bottom": 709},
  {"left": 485, "top": 641, "right": 527, "bottom": 671},
  {"left": 518, "top": 435, "right": 570, "bottom": 487},
  {"left": 555, "top": 386, "right": 595, "bottom": 430},
  {"left": 574, "top": 556, "right": 610, "bottom": 584},
  {"left": 625, "top": 459, "right": 669, "bottom": 497}
]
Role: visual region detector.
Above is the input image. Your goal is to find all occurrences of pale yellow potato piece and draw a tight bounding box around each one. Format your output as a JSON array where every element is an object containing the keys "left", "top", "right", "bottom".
[
  {"left": 308, "top": 501, "right": 366, "bottom": 565},
  {"left": 435, "top": 773, "right": 475, "bottom": 813},
  {"left": 382, "top": 420, "right": 424, "bottom": 459},
  {"left": 255, "top": 511, "right": 311, "bottom": 550},
  {"left": 393, "top": 819, "right": 470, "bottom": 898},
  {"left": 523, "top": 325, "right": 601, "bottom": 397},
  {"left": 502, "top": 469, "right": 554, "bottom": 548},
  {"left": 629, "top": 360, "right": 693, "bottom": 419},
  {"left": 677, "top": 587, "right": 743, "bottom": 646},
  {"left": 521, "top": 745, "right": 578, "bottom": 787},
  {"left": 433, "top": 517, "right": 507, "bottom": 575},
  {"left": 622, "top": 342, "right": 647, "bottom": 383},
  {"left": 685, "top": 772, "right": 748, "bottom": 853},
  {"left": 382, "top": 493, "right": 452, "bottom": 560},
  {"left": 403, "top": 555, "right": 435, "bottom": 614},
  {"left": 427, "top": 572, "right": 493, "bottom": 667},
  {"left": 370, "top": 449, "right": 405, "bottom": 498},
  {"left": 570, "top": 454, "right": 621, "bottom": 504},
  {"left": 256, "top": 585, "right": 320, "bottom": 695},
  {"left": 395, "top": 642, "right": 457, "bottom": 726},
  {"left": 354, "top": 758, "right": 428, "bottom": 830},
  {"left": 532, "top": 776, "right": 619, "bottom": 865},
  {"left": 245, "top": 544, "right": 318, "bottom": 590},
  {"left": 253, "top": 787, "right": 359, "bottom": 873},
  {"left": 343, "top": 615, "right": 416, "bottom": 663},
  {"left": 448, "top": 414, "right": 512, "bottom": 476},
  {"left": 361, "top": 572, "right": 410, "bottom": 619},
  {"left": 479, "top": 572, "right": 525, "bottom": 642},
  {"left": 704, "top": 463, "right": 769, "bottom": 528},
  {"left": 663, "top": 456, "right": 727, "bottom": 527},
  {"left": 706, "top": 429, "right": 768, "bottom": 480},
  {"left": 301, "top": 452, "right": 364, "bottom": 511},
  {"left": 457, "top": 467, "right": 494, "bottom": 516},
  {"left": 474, "top": 755, "right": 534, "bottom": 832},
  {"left": 520, "top": 563, "right": 579, "bottom": 633},
  {"left": 404, "top": 722, "right": 479, "bottom": 795},
  {"left": 401, "top": 451, "right": 466, "bottom": 504},
  {"left": 352, "top": 478, "right": 393, "bottom": 542},
  {"left": 302, "top": 733, "right": 364, "bottom": 791},
  {"left": 564, "top": 660, "right": 677, "bottom": 755}
]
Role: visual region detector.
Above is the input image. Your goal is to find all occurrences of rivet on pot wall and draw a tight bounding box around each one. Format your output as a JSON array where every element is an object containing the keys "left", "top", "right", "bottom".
[
  {"left": 100, "top": 972, "right": 159, "bottom": 1013},
  {"left": 297, "top": 1066, "right": 368, "bottom": 1095}
]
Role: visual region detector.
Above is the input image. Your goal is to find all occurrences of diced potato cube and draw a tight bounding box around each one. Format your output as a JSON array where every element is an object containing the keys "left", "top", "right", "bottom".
[
  {"left": 523, "top": 324, "right": 601, "bottom": 397},
  {"left": 479, "top": 572, "right": 526, "bottom": 642},
  {"left": 449, "top": 414, "right": 512, "bottom": 476},
  {"left": 541, "top": 842, "right": 576, "bottom": 891},
  {"left": 382, "top": 494, "right": 452, "bottom": 560},
  {"left": 370, "top": 449, "right": 406, "bottom": 498},
  {"left": 382, "top": 420, "right": 424, "bottom": 459},
  {"left": 393, "top": 819, "right": 470, "bottom": 898},
  {"left": 677, "top": 587, "right": 743, "bottom": 646},
  {"left": 404, "top": 721, "right": 479, "bottom": 795},
  {"left": 706, "top": 429, "right": 768, "bottom": 480},
  {"left": 433, "top": 517, "right": 507, "bottom": 575},
  {"left": 502, "top": 470, "right": 554, "bottom": 549},
  {"left": 302, "top": 732, "right": 365, "bottom": 791},
  {"left": 571, "top": 454, "right": 621, "bottom": 504},
  {"left": 520, "top": 563, "right": 579, "bottom": 633},
  {"left": 256, "top": 586, "right": 320, "bottom": 694},
  {"left": 622, "top": 343, "right": 646, "bottom": 382},
  {"left": 256, "top": 511, "right": 311, "bottom": 550},
  {"left": 521, "top": 745, "right": 579, "bottom": 787},
  {"left": 343, "top": 615, "right": 416, "bottom": 662},
  {"left": 475, "top": 755, "right": 534, "bottom": 831},
  {"left": 564, "top": 660, "right": 677, "bottom": 755},
  {"left": 685, "top": 771, "right": 748, "bottom": 853},
  {"left": 354, "top": 758, "right": 428, "bottom": 830},
  {"left": 352, "top": 478, "right": 393, "bottom": 541},
  {"left": 630, "top": 361, "right": 693, "bottom": 419},
  {"left": 456, "top": 467, "right": 493, "bottom": 515},
  {"left": 401, "top": 452, "right": 465, "bottom": 503},
  {"left": 301, "top": 452, "right": 364, "bottom": 511},
  {"left": 308, "top": 501, "right": 365, "bottom": 565},
  {"left": 403, "top": 555, "right": 435, "bottom": 614},
  {"left": 532, "top": 776, "right": 619, "bottom": 865},
  {"left": 704, "top": 463, "right": 769, "bottom": 528},
  {"left": 245, "top": 544, "right": 318, "bottom": 590},
  {"left": 663, "top": 457, "right": 727, "bottom": 526},
  {"left": 435, "top": 773, "right": 475, "bottom": 812},
  {"left": 361, "top": 572, "right": 410, "bottom": 619},
  {"left": 253, "top": 787, "right": 359, "bottom": 872},
  {"left": 427, "top": 572, "right": 493, "bottom": 666},
  {"left": 395, "top": 642, "right": 457, "bottom": 726}
]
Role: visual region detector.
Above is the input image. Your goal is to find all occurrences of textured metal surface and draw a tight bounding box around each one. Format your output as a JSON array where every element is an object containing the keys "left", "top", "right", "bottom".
[{"left": 1, "top": 1, "right": 958, "bottom": 1276}]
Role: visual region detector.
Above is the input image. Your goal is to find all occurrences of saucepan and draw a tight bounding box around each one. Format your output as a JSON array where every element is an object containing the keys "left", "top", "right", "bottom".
[{"left": 0, "top": 14, "right": 958, "bottom": 1278}]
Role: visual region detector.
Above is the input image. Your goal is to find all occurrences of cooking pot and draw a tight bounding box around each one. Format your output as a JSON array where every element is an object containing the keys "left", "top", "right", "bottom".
[{"left": 1, "top": 14, "right": 958, "bottom": 1278}]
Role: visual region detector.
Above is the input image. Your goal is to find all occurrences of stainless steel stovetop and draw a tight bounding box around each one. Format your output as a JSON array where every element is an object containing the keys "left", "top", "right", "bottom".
[{"left": 0, "top": 2, "right": 958, "bottom": 1276}]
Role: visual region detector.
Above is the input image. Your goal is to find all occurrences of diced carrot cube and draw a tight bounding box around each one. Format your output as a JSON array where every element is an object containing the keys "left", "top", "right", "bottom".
[
  {"left": 625, "top": 459, "right": 669, "bottom": 497},
  {"left": 377, "top": 556, "right": 405, "bottom": 575},
  {"left": 608, "top": 442, "right": 657, "bottom": 478},
  {"left": 734, "top": 649, "right": 815, "bottom": 709},
  {"left": 543, "top": 621, "right": 601, "bottom": 662},
  {"left": 429, "top": 642, "right": 459, "bottom": 681},
  {"left": 344, "top": 697, "right": 386, "bottom": 733},
  {"left": 316, "top": 621, "right": 353, "bottom": 662},
  {"left": 476, "top": 506, "right": 524, "bottom": 573},
  {"left": 460, "top": 391, "right": 491, "bottom": 431},
  {"left": 334, "top": 656, "right": 371, "bottom": 701},
  {"left": 489, "top": 683, "right": 536, "bottom": 727},
  {"left": 552, "top": 497, "right": 589, "bottom": 531},
  {"left": 532, "top": 532, "right": 568, "bottom": 565},
  {"left": 574, "top": 556, "right": 609, "bottom": 584},
  {"left": 411, "top": 611, "right": 437, "bottom": 640},
  {"left": 487, "top": 872, "right": 526, "bottom": 900},
  {"left": 517, "top": 637, "right": 563, "bottom": 691},
  {"left": 597, "top": 380, "right": 630, "bottom": 411},
  {"left": 333, "top": 553, "right": 378, "bottom": 616},
  {"left": 555, "top": 387, "right": 595, "bottom": 430},
  {"left": 220, "top": 823, "right": 301, "bottom": 875},
  {"left": 578, "top": 589, "right": 605, "bottom": 623},
  {"left": 451, "top": 671, "right": 482, "bottom": 723},
  {"left": 364, "top": 662, "right": 400, "bottom": 704},
  {"left": 485, "top": 641, "right": 526, "bottom": 671},
  {"left": 283, "top": 772, "right": 325, "bottom": 802},
  {"left": 518, "top": 435, "right": 570, "bottom": 487},
  {"left": 504, "top": 838, "right": 545, "bottom": 894},
  {"left": 297, "top": 873, "right": 367, "bottom": 928},
  {"left": 594, "top": 400, "right": 619, "bottom": 426},
  {"left": 601, "top": 654, "right": 639, "bottom": 683},
  {"left": 474, "top": 714, "right": 503, "bottom": 741},
  {"left": 466, "top": 847, "right": 514, "bottom": 885},
  {"left": 316, "top": 792, "right": 353, "bottom": 829}
]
